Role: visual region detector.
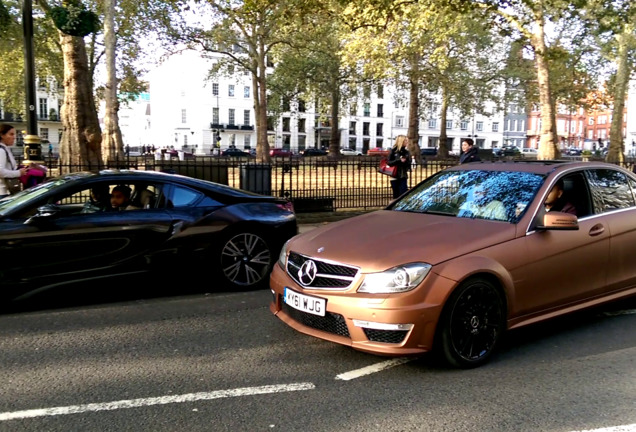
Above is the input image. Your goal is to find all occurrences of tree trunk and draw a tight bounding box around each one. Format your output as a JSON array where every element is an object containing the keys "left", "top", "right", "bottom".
[
  {"left": 532, "top": 16, "right": 559, "bottom": 160},
  {"left": 253, "top": 54, "right": 271, "bottom": 163},
  {"left": 407, "top": 76, "right": 422, "bottom": 162},
  {"left": 59, "top": 33, "right": 102, "bottom": 169},
  {"left": 101, "top": 0, "right": 124, "bottom": 164},
  {"left": 329, "top": 83, "right": 340, "bottom": 157},
  {"left": 606, "top": 25, "right": 632, "bottom": 164}
]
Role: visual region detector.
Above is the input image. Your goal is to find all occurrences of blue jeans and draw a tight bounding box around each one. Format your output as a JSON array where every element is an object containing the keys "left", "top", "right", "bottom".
[{"left": 390, "top": 178, "right": 407, "bottom": 199}]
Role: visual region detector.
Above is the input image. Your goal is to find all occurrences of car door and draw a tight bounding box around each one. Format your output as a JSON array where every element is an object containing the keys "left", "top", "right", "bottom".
[
  {"left": 586, "top": 168, "right": 636, "bottom": 293},
  {"left": 0, "top": 183, "right": 175, "bottom": 288},
  {"left": 513, "top": 171, "right": 610, "bottom": 316}
]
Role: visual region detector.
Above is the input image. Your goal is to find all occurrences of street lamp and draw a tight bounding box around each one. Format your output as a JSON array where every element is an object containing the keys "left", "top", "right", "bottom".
[{"left": 22, "top": 0, "right": 43, "bottom": 164}]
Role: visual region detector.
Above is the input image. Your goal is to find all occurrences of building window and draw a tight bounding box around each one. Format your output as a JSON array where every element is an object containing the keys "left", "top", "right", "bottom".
[
  {"left": 363, "top": 103, "right": 370, "bottom": 117},
  {"left": 395, "top": 116, "right": 404, "bottom": 128},
  {"left": 181, "top": 109, "right": 187, "bottom": 124},
  {"left": 460, "top": 121, "right": 468, "bottom": 130},
  {"left": 298, "top": 135, "right": 306, "bottom": 150},
  {"left": 39, "top": 98, "right": 48, "bottom": 119},
  {"left": 40, "top": 127, "right": 48, "bottom": 140},
  {"left": 363, "top": 122, "right": 370, "bottom": 135},
  {"left": 492, "top": 122, "right": 499, "bottom": 132},
  {"left": 228, "top": 85, "right": 234, "bottom": 97},
  {"left": 588, "top": 130, "right": 594, "bottom": 139},
  {"left": 476, "top": 121, "right": 484, "bottom": 132},
  {"left": 244, "top": 135, "right": 251, "bottom": 147},
  {"left": 298, "top": 118, "right": 306, "bottom": 133},
  {"left": 244, "top": 86, "right": 250, "bottom": 98},
  {"left": 446, "top": 120, "right": 453, "bottom": 129},
  {"left": 349, "top": 121, "right": 356, "bottom": 134},
  {"left": 376, "top": 123, "right": 383, "bottom": 136},
  {"left": 363, "top": 85, "right": 371, "bottom": 99},
  {"left": 243, "top": 110, "right": 250, "bottom": 125},
  {"left": 283, "top": 117, "right": 290, "bottom": 132},
  {"left": 598, "top": 115, "right": 607, "bottom": 125},
  {"left": 377, "top": 84, "right": 384, "bottom": 99},
  {"left": 229, "top": 109, "right": 235, "bottom": 125},
  {"left": 212, "top": 83, "right": 219, "bottom": 96},
  {"left": 183, "top": 134, "right": 188, "bottom": 146},
  {"left": 213, "top": 107, "right": 219, "bottom": 124},
  {"left": 428, "top": 119, "right": 437, "bottom": 129},
  {"left": 377, "top": 104, "right": 383, "bottom": 117},
  {"left": 298, "top": 99, "right": 306, "bottom": 112},
  {"left": 282, "top": 98, "right": 291, "bottom": 111}
]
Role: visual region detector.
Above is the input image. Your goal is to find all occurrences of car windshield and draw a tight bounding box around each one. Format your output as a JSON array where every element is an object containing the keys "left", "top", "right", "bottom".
[
  {"left": 0, "top": 177, "right": 71, "bottom": 215},
  {"left": 391, "top": 169, "right": 545, "bottom": 222}
]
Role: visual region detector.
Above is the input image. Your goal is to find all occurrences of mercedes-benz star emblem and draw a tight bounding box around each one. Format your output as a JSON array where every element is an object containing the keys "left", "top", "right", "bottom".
[{"left": 298, "top": 260, "right": 318, "bottom": 286}]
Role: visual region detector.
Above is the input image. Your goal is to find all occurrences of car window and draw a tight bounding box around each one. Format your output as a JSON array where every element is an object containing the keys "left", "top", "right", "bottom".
[
  {"left": 391, "top": 170, "right": 545, "bottom": 222},
  {"left": 170, "top": 185, "right": 202, "bottom": 207},
  {"left": 586, "top": 169, "right": 635, "bottom": 213}
]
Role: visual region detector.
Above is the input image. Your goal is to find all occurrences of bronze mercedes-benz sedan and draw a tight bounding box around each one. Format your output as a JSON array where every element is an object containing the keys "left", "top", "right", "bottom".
[{"left": 270, "top": 161, "right": 636, "bottom": 368}]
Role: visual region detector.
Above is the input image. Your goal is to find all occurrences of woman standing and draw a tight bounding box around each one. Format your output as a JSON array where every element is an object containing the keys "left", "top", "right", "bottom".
[
  {"left": 0, "top": 124, "right": 27, "bottom": 199},
  {"left": 387, "top": 134, "right": 411, "bottom": 199}
]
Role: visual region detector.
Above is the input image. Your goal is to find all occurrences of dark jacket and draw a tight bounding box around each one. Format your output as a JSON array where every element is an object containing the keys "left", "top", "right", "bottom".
[
  {"left": 387, "top": 147, "right": 410, "bottom": 179},
  {"left": 549, "top": 199, "right": 577, "bottom": 216},
  {"left": 459, "top": 146, "right": 481, "bottom": 164}
]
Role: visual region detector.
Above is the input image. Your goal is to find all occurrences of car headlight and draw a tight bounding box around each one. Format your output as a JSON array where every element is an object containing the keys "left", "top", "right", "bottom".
[
  {"left": 358, "top": 263, "right": 431, "bottom": 294},
  {"left": 278, "top": 239, "right": 290, "bottom": 269}
]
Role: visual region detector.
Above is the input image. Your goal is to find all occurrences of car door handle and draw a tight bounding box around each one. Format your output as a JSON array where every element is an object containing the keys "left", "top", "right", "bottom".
[{"left": 589, "top": 224, "right": 605, "bottom": 236}]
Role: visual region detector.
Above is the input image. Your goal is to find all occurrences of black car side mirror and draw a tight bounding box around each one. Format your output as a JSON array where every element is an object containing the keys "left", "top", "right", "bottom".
[{"left": 25, "top": 204, "right": 63, "bottom": 225}]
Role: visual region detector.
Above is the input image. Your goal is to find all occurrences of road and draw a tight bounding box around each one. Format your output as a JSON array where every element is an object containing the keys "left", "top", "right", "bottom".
[{"left": 0, "top": 290, "right": 634, "bottom": 432}]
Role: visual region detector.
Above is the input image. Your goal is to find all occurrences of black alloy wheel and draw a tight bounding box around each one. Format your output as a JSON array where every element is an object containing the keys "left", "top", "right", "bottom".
[
  {"left": 438, "top": 278, "right": 505, "bottom": 368},
  {"left": 219, "top": 231, "right": 272, "bottom": 289}
]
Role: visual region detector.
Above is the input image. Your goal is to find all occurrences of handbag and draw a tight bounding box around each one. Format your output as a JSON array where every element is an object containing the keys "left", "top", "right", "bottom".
[
  {"left": 1, "top": 145, "right": 22, "bottom": 194},
  {"left": 5, "top": 177, "right": 22, "bottom": 194},
  {"left": 378, "top": 158, "right": 398, "bottom": 178}
]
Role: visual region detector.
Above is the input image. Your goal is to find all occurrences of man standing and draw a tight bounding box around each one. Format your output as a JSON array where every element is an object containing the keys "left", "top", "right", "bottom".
[{"left": 459, "top": 138, "right": 481, "bottom": 164}]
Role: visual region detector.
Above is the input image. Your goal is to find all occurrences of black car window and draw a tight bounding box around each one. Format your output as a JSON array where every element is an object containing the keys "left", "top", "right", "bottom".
[
  {"left": 586, "top": 169, "right": 635, "bottom": 213},
  {"left": 170, "top": 185, "right": 202, "bottom": 207}
]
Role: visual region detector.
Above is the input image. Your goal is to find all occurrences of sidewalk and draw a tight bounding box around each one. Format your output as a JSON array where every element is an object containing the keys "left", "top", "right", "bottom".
[{"left": 296, "top": 210, "right": 373, "bottom": 234}]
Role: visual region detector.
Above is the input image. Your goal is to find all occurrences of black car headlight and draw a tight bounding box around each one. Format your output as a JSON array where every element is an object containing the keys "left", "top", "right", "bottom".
[{"left": 358, "top": 263, "right": 431, "bottom": 294}]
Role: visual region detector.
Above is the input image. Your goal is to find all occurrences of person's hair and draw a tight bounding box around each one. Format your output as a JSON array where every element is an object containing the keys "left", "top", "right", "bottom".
[
  {"left": 394, "top": 135, "right": 409, "bottom": 150},
  {"left": 112, "top": 185, "right": 132, "bottom": 199},
  {"left": 463, "top": 138, "right": 474, "bottom": 146},
  {"left": 553, "top": 178, "right": 565, "bottom": 192},
  {"left": 0, "top": 123, "right": 15, "bottom": 140}
]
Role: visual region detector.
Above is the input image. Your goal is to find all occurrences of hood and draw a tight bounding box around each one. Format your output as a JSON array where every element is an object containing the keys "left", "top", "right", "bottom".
[{"left": 291, "top": 210, "right": 517, "bottom": 272}]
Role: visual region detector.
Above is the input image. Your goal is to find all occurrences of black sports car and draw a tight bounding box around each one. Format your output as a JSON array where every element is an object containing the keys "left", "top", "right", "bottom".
[{"left": 0, "top": 170, "right": 297, "bottom": 305}]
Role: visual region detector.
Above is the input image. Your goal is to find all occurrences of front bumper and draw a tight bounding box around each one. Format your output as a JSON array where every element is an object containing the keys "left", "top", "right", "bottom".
[{"left": 269, "top": 262, "right": 455, "bottom": 356}]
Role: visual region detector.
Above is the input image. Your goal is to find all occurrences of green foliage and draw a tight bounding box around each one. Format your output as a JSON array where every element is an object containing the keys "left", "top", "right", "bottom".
[
  {"left": 49, "top": 3, "right": 100, "bottom": 37},
  {"left": 0, "top": 1, "right": 11, "bottom": 33}
]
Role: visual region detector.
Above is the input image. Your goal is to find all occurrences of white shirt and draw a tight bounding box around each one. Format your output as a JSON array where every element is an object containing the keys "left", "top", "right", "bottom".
[{"left": 0, "top": 143, "right": 21, "bottom": 196}]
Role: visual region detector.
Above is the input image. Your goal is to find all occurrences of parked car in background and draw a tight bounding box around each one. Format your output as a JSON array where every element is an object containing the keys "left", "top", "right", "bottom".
[
  {"left": 494, "top": 146, "right": 522, "bottom": 157},
  {"left": 340, "top": 148, "right": 362, "bottom": 156},
  {"left": 367, "top": 147, "right": 390, "bottom": 157},
  {"left": 420, "top": 147, "right": 438, "bottom": 157},
  {"left": 566, "top": 148, "right": 583, "bottom": 156},
  {"left": 270, "top": 148, "right": 293, "bottom": 157},
  {"left": 521, "top": 147, "right": 538, "bottom": 157},
  {"left": 221, "top": 148, "right": 253, "bottom": 158},
  {"left": 270, "top": 160, "right": 636, "bottom": 368},
  {"left": 0, "top": 170, "right": 297, "bottom": 306},
  {"left": 301, "top": 148, "right": 328, "bottom": 157}
]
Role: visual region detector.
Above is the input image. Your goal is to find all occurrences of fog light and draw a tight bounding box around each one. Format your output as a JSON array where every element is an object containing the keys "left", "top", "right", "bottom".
[{"left": 352, "top": 320, "right": 414, "bottom": 331}]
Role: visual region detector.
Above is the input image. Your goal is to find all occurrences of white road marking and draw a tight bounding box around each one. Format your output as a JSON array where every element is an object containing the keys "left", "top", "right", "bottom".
[
  {"left": 573, "top": 424, "right": 636, "bottom": 432},
  {"left": 335, "top": 358, "right": 414, "bottom": 381},
  {"left": 601, "top": 309, "right": 636, "bottom": 317},
  {"left": 0, "top": 383, "right": 315, "bottom": 421}
]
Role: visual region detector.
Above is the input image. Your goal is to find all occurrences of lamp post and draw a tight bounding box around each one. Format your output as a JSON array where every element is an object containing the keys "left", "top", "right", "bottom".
[{"left": 22, "top": 0, "right": 43, "bottom": 164}]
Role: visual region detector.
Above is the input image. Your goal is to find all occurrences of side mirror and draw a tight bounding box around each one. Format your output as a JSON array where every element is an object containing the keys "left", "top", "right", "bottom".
[
  {"left": 25, "top": 204, "right": 63, "bottom": 225},
  {"left": 536, "top": 211, "right": 579, "bottom": 230}
]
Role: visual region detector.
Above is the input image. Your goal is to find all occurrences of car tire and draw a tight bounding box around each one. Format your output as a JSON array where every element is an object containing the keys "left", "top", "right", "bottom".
[
  {"left": 218, "top": 230, "right": 272, "bottom": 290},
  {"left": 437, "top": 277, "right": 505, "bottom": 368}
]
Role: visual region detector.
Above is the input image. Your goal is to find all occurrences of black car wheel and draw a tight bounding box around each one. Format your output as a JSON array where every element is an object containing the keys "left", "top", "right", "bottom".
[
  {"left": 219, "top": 231, "right": 272, "bottom": 289},
  {"left": 438, "top": 277, "right": 505, "bottom": 368}
]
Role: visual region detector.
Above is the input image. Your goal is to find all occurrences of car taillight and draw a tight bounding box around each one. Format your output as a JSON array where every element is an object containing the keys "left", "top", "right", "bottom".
[{"left": 276, "top": 201, "right": 294, "bottom": 213}]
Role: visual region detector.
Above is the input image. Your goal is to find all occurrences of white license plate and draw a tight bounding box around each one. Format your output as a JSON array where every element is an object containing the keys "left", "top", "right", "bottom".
[{"left": 284, "top": 288, "right": 326, "bottom": 317}]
